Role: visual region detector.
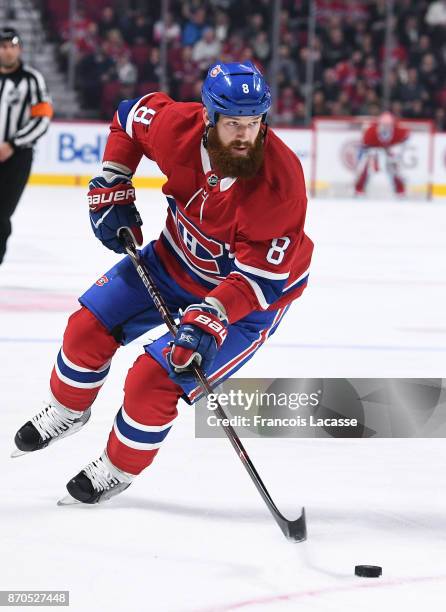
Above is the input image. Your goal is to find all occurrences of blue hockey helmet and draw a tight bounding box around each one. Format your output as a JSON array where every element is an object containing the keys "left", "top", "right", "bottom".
[{"left": 201, "top": 61, "right": 271, "bottom": 126}]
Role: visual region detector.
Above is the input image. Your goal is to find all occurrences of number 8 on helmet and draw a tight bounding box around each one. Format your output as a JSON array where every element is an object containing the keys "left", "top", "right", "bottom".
[{"left": 201, "top": 61, "right": 272, "bottom": 127}]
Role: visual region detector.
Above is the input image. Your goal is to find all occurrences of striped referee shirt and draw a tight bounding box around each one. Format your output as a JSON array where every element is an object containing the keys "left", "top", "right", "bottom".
[{"left": 0, "top": 61, "right": 53, "bottom": 149}]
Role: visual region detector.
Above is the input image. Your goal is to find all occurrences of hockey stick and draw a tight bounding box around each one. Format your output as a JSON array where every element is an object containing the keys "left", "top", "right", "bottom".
[{"left": 119, "top": 228, "right": 307, "bottom": 542}]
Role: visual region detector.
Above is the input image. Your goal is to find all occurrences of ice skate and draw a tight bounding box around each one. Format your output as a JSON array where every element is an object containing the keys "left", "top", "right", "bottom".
[
  {"left": 12, "top": 402, "right": 91, "bottom": 457},
  {"left": 58, "top": 451, "right": 134, "bottom": 505}
]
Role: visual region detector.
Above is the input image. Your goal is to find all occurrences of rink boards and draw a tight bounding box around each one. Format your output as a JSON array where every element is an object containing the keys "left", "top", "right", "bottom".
[{"left": 29, "top": 121, "right": 446, "bottom": 198}]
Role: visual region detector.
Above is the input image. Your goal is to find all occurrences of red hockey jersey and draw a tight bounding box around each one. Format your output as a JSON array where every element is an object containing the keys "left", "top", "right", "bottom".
[
  {"left": 362, "top": 121, "right": 409, "bottom": 148},
  {"left": 103, "top": 92, "right": 314, "bottom": 323}
]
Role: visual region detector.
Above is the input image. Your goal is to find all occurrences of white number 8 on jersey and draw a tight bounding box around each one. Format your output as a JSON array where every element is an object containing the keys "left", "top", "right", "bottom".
[
  {"left": 242, "top": 83, "right": 249, "bottom": 94},
  {"left": 266, "top": 236, "right": 291, "bottom": 264}
]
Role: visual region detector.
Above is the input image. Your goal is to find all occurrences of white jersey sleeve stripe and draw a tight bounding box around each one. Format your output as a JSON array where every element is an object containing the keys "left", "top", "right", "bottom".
[
  {"left": 234, "top": 258, "right": 290, "bottom": 280},
  {"left": 230, "top": 271, "right": 270, "bottom": 310},
  {"left": 283, "top": 267, "right": 310, "bottom": 291}
]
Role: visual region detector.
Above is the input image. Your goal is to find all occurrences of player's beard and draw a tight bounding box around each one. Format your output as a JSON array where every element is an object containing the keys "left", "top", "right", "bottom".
[{"left": 206, "top": 127, "right": 265, "bottom": 179}]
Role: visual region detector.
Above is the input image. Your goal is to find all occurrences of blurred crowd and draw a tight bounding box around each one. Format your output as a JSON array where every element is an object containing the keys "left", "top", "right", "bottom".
[{"left": 42, "top": 0, "right": 446, "bottom": 128}]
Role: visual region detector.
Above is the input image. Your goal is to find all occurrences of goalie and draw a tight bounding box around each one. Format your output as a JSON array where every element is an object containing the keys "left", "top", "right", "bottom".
[{"left": 354, "top": 112, "right": 409, "bottom": 197}]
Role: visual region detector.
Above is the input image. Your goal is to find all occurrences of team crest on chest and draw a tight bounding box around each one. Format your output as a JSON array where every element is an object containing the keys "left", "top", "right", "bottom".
[{"left": 175, "top": 208, "right": 223, "bottom": 274}]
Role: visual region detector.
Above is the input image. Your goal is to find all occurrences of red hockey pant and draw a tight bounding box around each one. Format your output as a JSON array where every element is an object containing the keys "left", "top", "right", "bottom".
[{"left": 50, "top": 306, "right": 182, "bottom": 474}]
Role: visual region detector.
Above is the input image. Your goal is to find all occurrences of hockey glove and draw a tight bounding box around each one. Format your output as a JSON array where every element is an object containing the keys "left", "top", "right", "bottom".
[
  {"left": 164, "top": 302, "right": 228, "bottom": 384},
  {"left": 88, "top": 175, "right": 143, "bottom": 254}
]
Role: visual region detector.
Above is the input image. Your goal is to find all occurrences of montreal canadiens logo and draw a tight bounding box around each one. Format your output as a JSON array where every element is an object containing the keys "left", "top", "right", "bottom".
[
  {"left": 95, "top": 275, "right": 109, "bottom": 286},
  {"left": 341, "top": 140, "right": 361, "bottom": 171},
  {"left": 175, "top": 209, "right": 223, "bottom": 274},
  {"left": 210, "top": 65, "right": 222, "bottom": 78}
]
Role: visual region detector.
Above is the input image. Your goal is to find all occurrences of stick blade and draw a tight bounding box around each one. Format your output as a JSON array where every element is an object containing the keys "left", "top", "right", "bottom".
[{"left": 278, "top": 507, "right": 307, "bottom": 542}]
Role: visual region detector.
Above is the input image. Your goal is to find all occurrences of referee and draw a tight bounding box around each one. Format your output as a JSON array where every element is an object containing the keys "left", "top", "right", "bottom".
[{"left": 0, "top": 27, "right": 53, "bottom": 265}]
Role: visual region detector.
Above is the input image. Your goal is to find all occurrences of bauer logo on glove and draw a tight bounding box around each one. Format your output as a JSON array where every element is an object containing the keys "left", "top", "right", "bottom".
[
  {"left": 88, "top": 174, "right": 143, "bottom": 253},
  {"left": 165, "top": 302, "right": 228, "bottom": 383},
  {"left": 88, "top": 187, "right": 136, "bottom": 211}
]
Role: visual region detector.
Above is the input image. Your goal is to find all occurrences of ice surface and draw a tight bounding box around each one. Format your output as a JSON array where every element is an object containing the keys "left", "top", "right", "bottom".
[{"left": 1, "top": 187, "right": 446, "bottom": 611}]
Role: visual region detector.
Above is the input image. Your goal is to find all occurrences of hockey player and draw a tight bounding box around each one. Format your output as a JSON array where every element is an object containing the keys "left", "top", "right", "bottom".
[
  {"left": 354, "top": 111, "right": 409, "bottom": 196},
  {"left": 12, "top": 62, "right": 313, "bottom": 504}
]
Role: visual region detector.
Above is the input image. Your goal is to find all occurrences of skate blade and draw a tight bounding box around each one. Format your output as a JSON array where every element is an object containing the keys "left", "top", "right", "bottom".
[
  {"left": 57, "top": 494, "right": 81, "bottom": 506},
  {"left": 10, "top": 448, "right": 29, "bottom": 458}
]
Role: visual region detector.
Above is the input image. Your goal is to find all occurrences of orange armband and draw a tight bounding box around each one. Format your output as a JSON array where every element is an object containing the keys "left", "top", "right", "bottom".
[{"left": 30, "top": 101, "right": 54, "bottom": 118}]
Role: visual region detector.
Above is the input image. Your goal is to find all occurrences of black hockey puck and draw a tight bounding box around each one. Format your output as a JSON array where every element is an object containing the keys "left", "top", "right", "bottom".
[{"left": 355, "top": 565, "right": 382, "bottom": 578}]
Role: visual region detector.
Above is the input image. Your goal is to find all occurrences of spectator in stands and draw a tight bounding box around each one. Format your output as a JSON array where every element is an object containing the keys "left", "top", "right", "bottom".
[
  {"left": 390, "top": 100, "right": 403, "bottom": 117},
  {"left": 77, "top": 42, "right": 116, "bottom": 109},
  {"left": 297, "top": 39, "right": 323, "bottom": 84},
  {"left": 418, "top": 53, "right": 441, "bottom": 103},
  {"left": 214, "top": 11, "right": 230, "bottom": 43},
  {"left": 425, "top": 0, "right": 446, "bottom": 46},
  {"left": 334, "top": 51, "right": 362, "bottom": 89},
  {"left": 103, "top": 29, "right": 129, "bottom": 62},
  {"left": 153, "top": 11, "right": 181, "bottom": 44},
  {"left": 405, "top": 99, "right": 426, "bottom": 119},
  {"left": 320, "top": 68, "right": 340, "bottom": 105},
  {"left": 104, "top": 81, "right": 136, "bottom": 120},
  {"left": 276, "top": 44, "right": 299, "bottom": 90},
  {"left": 60, "top": 8, "right": 94, "bottom": 68},
  {"left": 245, "top": 13, "right": 265, "bottom": 40},
  {"left": 191, "top": 79, "right": 203, "bottom": 102},
  {"left": 80, "top": 22, "right": 100, "bottom": 56},
  {"left": 123, "top": 12, "right": 152, "bottom": 45},
  {"left": 115, "top": 54, "right": 137, "bottom": 86},
  {"left": 434, "top": 107, "right": 445, "bottom": 131},
  {"left": 98, "top": 6, "right": 120, "bottom": 39},
  {"left": 395, "top": 0, "right": 426, "bottom": 21},
  {"left": 384, "top": 70, "right": 400, "bottom": 103},
  {"left": 294, "top": 101, "right": 306, "bottom": 126},
  {"left": 171, "top": 46, "right": 200, "bottom": 100},
  {"left": 398, "top": 67, "right": 428, "bottom": 111},
  {"left": 425, "top": 0, "right": 446, "bottom": 26},
  {"left": 351, "top": 20, "right": 368, "bottom": 48},
  {"left": 139, "top": 47, "right": 161, "bottom": 87},
  {"left": 237, "top": 45, "right": 261, "bottom": 69},
  {"left": 44, "top": 0, "right": 444, "bottom": 125},
  {"left": 358, "top": 88, "right": 380, "bottom": 115},
  {"left": 222, "top": 33, "right": 248, "bottom": 62},
  {"left": 182, "top": 7, "right": 208, "bottom": 47},
  {"left": 368, "top": 0, "right": 387, "bottom": 45},
  {"left": 399, "top": 15, "right": 421, "bottom": 49},
  {"left": 323, "top": 27, "right": 350, "bottom": 68},
  {"left": 312, "top": 90, "right": 328, "bottom": 116},
  {"left": 408, "top": 34, "right": 433, "bottom": 67},
  {"left": 362, "top": 56, "right": 381, "bottom": 89},
  {"left": 192, "top": 27, "right": 221, "bottom": 70},
  {"left": 357, "top": 33, "right": 375, "bottom": 60},
  {"left": 350, "top": 79, "right": 367, "bottom": 113},
  {"left": 331, "top": 92, "right": 352, "bottom": 116},
  {"left": 252, "top": 31, "right": 270, "bottom": 63},
  {"left": 275, "top": 86, "right": 301, "bottom": 125}
]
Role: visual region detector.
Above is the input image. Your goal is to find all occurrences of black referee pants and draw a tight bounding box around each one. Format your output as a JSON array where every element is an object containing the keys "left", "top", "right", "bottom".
[{"left": 0, "top": 148, "right": 33, "bottom": 264}]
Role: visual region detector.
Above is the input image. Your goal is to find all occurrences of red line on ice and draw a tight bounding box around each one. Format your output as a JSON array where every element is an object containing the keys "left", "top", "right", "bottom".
[{"left": 198, "top": 573, "right": 446, "bottom": 611}]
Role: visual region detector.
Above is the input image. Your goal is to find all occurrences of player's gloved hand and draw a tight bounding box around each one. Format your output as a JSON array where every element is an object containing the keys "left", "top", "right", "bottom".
[
  {"left": 164, "top": 302, "right": 228, "bottom": 384},
  {"left": 88, "top": 175, "right": 143, "bottom": 254}
]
